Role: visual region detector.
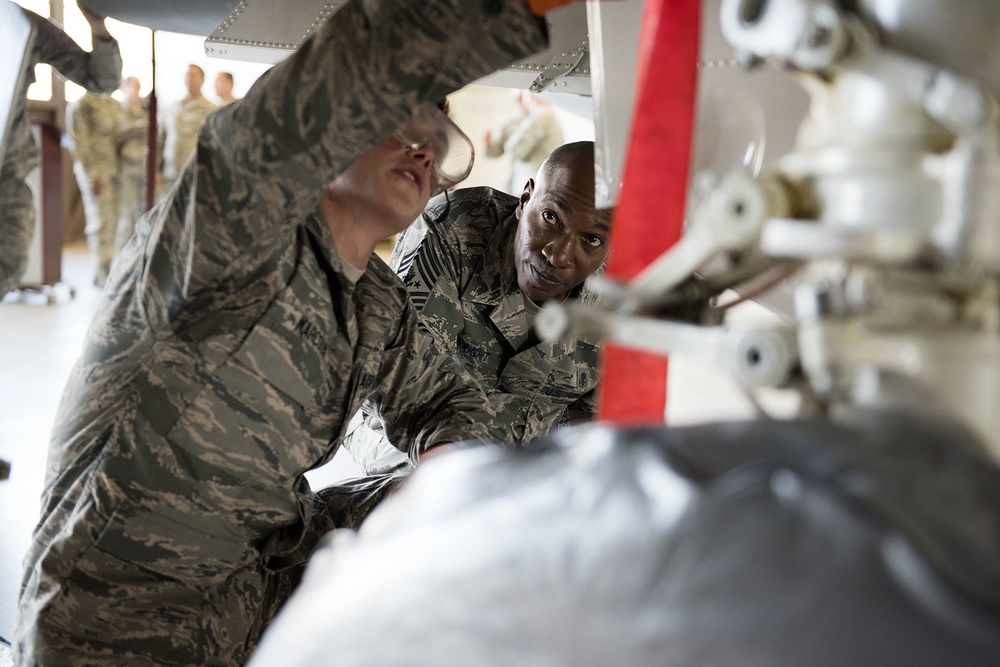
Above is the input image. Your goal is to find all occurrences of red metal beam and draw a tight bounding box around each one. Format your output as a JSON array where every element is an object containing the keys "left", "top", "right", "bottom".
[{"left": 598, "top": 0, "right": 701, "bottom": 423}]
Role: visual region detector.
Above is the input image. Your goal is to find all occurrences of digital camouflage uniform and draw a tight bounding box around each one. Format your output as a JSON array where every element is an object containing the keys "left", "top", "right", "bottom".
[
  {"left": 157, "top": 93, "right": 216, "bottom": 188},
  {"left": 115, "top": 98, "right": 149, "bottom": 250},
  {"left": 70, "top": 92, "right": 123, "bottom": 284},
  {"left": 0, "top": 10, "right": 121, "bottom": 299},
  {"left": 14, "top": 1, "right": 547, "bottom": 665},
  {"left": 344, "top": 186, "right": 601, "bottom": 474}
]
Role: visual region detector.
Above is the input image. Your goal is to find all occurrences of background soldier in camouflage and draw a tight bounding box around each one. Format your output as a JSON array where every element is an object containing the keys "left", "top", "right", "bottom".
[
  {"left": 115, "top": 75, "right": 149, "bottom": 250},
  {"left": 14, "top": 0, "right": 561, "bottom": 664},
  {"left": 345, "top": 141, "right": 611, "bottom": 474},
  {"left": 0, "top": 3, "right": 121, "bottom": 299},
  {"left": 70, "top": 90, "right": 122, "bottom": 286},
  {"left": 156, "top": 64, "right": 216, "bottom": 194},
  {"left": 484, "top": 89, "right": 564, "bottom": 193}
]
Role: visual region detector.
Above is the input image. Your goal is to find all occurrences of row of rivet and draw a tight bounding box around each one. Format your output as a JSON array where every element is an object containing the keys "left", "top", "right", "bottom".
[{"left": 212, "top": 1, "right": 339, "bottom": 48}]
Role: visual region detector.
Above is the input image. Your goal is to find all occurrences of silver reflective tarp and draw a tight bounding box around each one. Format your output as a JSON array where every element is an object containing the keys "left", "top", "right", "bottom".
[{"left": 251, "top": 416, "right": 1000, "bottom": 666}]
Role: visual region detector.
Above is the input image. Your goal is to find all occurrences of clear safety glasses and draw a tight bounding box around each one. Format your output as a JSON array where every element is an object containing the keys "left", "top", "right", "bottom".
[{"left": 392, "top": 105, "right": 474, "bottom": 196}]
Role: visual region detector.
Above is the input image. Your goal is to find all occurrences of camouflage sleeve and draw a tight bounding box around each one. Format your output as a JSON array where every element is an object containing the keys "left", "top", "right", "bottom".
[
  {"left": 394, "top": 221, "right": 466, "bottom": 357},
  {"left": 154, "top": 0, "right": 547, "bottom": 307},
  {"left": 370, "top": 305, "right": 495, "bottom": 462},
  {"left": 568, "top": 387, "right": 598, "bottom": 415},
  {"left": 30, "top": 12, "right": 122, "bottom": 94}
]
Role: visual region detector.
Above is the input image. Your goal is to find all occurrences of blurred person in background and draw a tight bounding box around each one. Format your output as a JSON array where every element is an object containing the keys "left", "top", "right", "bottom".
[
  {"left": 157, "top": 64, "right": 215, "bottom": 194},
  {"left": 69, "top": 89, "right": 122, "bottom": 286},
  {"left": 484, "top": 89, "right": 563, "bottom": 194},
  {"left": 115, "top": 75, "right": 149, "bottom": 249},
  {"left": 0, "top": 1, "right": 121, "bottom": 299}
]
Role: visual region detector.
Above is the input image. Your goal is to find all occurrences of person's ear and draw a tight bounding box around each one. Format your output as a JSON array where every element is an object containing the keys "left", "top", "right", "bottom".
[{"left": 516, "top": 178, "right": 534, "bottom": 219}]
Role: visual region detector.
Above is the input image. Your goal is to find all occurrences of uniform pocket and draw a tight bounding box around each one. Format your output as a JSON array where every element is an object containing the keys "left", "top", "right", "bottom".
[
  {"left": 28, "top": 495, "right": 256, "bottom": 657},
  {"left": 164, "top": 302, "right": 335, "bottom": 488},
  {"left": 49, "top": 515, "right": 256, "bottom": 664},
  {"left": 228, "top": 303, "right": 331, "bottom": 409},
  {"left": 87, "top": 499, "right": 254, "bottom": 589}
]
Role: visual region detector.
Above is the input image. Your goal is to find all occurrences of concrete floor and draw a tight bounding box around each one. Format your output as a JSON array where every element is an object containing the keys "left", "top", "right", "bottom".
[{"left": 0, "top": 243, "right": 363, "bottom": 643}]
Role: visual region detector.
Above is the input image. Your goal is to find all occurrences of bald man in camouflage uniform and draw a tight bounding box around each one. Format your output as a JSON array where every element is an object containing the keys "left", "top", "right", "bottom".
[
  {"left": 70, "top": 90, "right": 123, "bottom": 285},
  {"left": 0, "top": 6, "right": 121, "bottom": 299},
  {"left": 15, "top": 1, "right": 555, "bottom": 665},
  {"left": 345, "top": 141, "right": 611, "bottom": 474}
]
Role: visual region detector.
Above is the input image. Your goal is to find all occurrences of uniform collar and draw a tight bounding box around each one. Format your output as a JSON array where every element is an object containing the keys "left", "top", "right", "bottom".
[
  {"left": 305, "top": 212, "right": 361, "bottom": 343},
  {"left": 305, "top": 213, "right": 360, "bottom": 286}
]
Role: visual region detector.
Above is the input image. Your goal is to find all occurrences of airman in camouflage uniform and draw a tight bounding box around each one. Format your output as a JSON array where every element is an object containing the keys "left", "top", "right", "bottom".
[
  {"left": 345, "top": 141, "right": 612, "bottom": 474},
  {"left": 0, "top": 6, "right": 121, "bottom": 299},
  {"left": 115, "top": 75, "right": 149, "bottom": 250},
  {"left": 14, "top": 0, "right": 549, "bottom": 665},
  {"left": 157, "top": 64, "right": 216, "bottom": 192},
  {"left": 70, "top": 91, "right": 123, "bottom": 285}
]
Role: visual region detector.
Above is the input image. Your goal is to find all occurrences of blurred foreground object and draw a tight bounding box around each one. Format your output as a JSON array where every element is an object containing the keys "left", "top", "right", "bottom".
[{"left": 250, "top": 420, "right": 1000, "bottom": 667}]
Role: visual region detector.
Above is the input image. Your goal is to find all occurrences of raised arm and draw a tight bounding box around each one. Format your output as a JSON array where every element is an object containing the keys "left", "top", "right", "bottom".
[
  {"left": 27, "top": 6, "right": 121, "bottom": 94},
  {"left": 208, "top": 2, "right": 545, "bottom": 243},
  {"left": 146, "top": 0, "right": 547, "bottom": 313}
]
